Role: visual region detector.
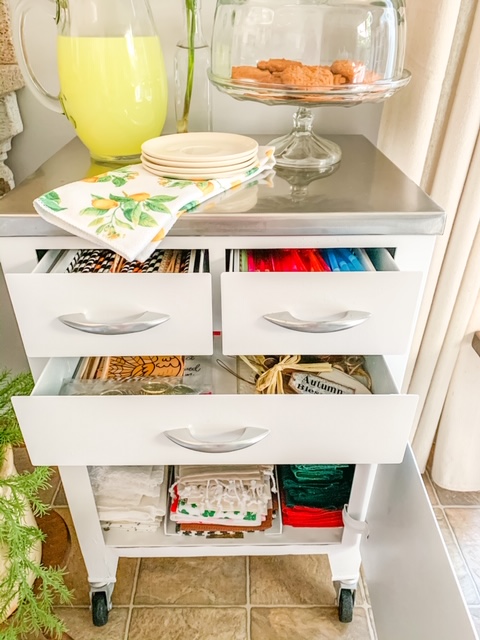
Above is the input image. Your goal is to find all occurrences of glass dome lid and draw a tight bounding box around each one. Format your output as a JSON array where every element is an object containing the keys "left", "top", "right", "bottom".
[{"left": 209, "top": 0, "right": 410, "bottom": 169}]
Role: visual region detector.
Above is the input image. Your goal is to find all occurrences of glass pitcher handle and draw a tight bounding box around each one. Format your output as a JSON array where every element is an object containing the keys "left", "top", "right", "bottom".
[{"left": 13, "top": 0, "right": 63, "bottom": 114}]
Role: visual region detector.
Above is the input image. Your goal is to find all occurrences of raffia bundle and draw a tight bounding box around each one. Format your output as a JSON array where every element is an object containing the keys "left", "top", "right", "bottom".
[{"left": 239, "top": 355, "right": 332, "bottom": 395}]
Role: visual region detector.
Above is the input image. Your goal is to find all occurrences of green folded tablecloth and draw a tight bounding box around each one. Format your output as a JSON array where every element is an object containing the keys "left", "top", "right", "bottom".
[
  {"left": 290, "top": 464, "right": 351, "bottom": 483},
  {"left": 280, "top": 464, "right": 354, "bottom": 510}
]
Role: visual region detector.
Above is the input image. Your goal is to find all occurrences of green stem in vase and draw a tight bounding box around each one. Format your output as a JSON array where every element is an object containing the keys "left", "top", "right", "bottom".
[
  {"left": 178, "top": 0, "right": 196, "bottom": 133},
  {"left": 54, "top": 0, "right": 69, "bottom": 27}
]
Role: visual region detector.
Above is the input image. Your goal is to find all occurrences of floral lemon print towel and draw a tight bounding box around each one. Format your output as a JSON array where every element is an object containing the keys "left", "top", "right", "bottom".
[{"left": 33, "top": 147, "right": 275, "bottom": 262}]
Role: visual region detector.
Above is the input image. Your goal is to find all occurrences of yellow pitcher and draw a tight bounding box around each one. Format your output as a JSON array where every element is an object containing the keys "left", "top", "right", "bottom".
[{"left": 14, "top": 0, "right": 168, "bottom": 163}]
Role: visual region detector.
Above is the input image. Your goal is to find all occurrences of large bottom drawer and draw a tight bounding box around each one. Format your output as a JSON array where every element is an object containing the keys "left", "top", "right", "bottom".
[{"left": 13, "top": 356, "right": 418, "bottom": 466}]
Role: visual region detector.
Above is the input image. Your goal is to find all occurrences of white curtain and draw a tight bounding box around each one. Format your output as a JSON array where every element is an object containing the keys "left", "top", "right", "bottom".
[{"left": 377, "top": 0, "right": 480, "bottom": 479}]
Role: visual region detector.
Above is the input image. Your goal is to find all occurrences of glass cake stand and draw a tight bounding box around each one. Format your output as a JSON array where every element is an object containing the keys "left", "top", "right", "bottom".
[{"left": 208, "top": 70, "right": 411, "bottom": 169}]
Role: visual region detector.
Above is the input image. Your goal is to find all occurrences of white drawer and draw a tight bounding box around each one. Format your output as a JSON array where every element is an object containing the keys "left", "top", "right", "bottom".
[
  {"left": 221, "top": 250, "right": 422, "bottom": 355},
  {"left": 5, "top": 252, "right": 213, "bottom": 357},
  {"left": 13, "top": 356, "right": 417, "bottom": 466}
]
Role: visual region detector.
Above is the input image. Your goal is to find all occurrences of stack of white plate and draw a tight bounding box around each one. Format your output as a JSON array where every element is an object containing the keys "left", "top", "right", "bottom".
[{"left": 141, "top": 132, "right": 259, "bottom": 180}]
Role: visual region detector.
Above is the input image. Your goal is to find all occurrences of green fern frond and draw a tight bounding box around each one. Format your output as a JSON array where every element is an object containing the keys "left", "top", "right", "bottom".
[
  {"left": 0, "top": 369, "right": 73, "bottom": 638},
  {"left": 0, "top": 467, "right": 52, "bottom": 517},
  {"left": 0, "top": 369, "right": 33, "bottom": 454}
]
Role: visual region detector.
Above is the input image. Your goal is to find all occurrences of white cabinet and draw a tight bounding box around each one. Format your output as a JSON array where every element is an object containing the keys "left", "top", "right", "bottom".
[{"left": 0, "top": 135, "right": 476, "bottom": 638}]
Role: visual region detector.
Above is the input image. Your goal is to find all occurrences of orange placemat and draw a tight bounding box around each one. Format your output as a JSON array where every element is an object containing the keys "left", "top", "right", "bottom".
[{"left": 95, "top": 355, "right": 184, "bottom": 379}]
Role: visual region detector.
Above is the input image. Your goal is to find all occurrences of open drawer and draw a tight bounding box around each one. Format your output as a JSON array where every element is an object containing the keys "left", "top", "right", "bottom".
[
  {"left": 12, "top": 354, "right": 417, "bottom": 467},
  {"left": 4, "top": 249, "right": 213, "bottom": 357},
  {"left": 221, "top": 248, "right": 423, "bottom": 355}
]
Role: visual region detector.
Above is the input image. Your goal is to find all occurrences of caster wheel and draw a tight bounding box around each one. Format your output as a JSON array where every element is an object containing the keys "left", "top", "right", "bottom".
[
  {"left": 91, "top": 591, "right": 109, "bottom": 627},
  {"left": 338, "top": 588, "right": 355, "bottom": 623}
]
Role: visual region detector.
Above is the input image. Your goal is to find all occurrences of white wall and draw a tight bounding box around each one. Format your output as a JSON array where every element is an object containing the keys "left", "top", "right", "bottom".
[{"left": 6, "top": 0, "right": 382, "bottom": 184}]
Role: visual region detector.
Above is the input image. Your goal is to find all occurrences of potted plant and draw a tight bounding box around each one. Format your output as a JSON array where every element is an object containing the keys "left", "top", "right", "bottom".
[{"left": 0, "top": 369, "right": 71, "bottom": 639}]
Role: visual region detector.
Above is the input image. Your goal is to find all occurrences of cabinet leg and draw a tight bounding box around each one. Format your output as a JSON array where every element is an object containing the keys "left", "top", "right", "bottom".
[
  {"left": 58, "top": 466, "right": 118, "bottom": 589},
  {"left": 343, "top": 463, "right": 377, "bottom": 546},
  {"left": 329, "top": 464, "right": 376, "bottom": 586}
]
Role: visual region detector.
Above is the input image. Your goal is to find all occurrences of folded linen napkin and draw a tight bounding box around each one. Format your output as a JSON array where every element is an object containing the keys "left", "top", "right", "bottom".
[
  {"left": 33, "top": 146, "right": 275, "bottom": 262},
  {"left": 177, "top": 464, "right": 274, "bottom": 481},
  {"left": 102, "top": 520, "right": 162, "bottom": 532},
  {"left": 96, "top": 493, "right": 166, "bottom": 523},
  {"left": 89, "top": 465, "right": 165, "bottom": 498}
]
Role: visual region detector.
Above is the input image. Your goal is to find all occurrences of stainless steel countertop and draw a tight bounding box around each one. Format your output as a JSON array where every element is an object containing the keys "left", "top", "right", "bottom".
[{"left": 0, "top": 135, "right": 444, "bottom": 237}]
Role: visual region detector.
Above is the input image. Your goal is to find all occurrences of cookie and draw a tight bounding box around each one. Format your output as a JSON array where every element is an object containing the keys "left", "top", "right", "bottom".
[
  {"left": 330, "top": 59, "right": 366, "bottom": 84},
  {"left": 281, "top": 65, "right": 334, "bottom": 87},
  {"left": 333, "top": 73, "right": 347, "bottom": 85},
  {"left": 257, "top": 58, "right": 302, "bottom": 73},
  {"left": 231, "top": 65, "right": 273, "bottom": 83}
]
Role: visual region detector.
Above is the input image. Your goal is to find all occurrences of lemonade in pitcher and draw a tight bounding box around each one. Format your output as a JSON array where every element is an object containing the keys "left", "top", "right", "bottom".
[
  {"left": 14, "top": 0, "right": 168, "bottom": 163},
  {"left": 57, "top": 35, "right": 168, "bottom": 162}
]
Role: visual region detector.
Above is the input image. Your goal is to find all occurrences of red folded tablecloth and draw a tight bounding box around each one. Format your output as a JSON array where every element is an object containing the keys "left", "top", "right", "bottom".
[{"left": 281, "top": 502, "right": 344, "bottom": 528}]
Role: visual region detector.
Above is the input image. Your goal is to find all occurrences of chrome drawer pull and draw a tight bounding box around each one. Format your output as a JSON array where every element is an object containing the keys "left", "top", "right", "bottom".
[
  {"left": 263, "top": 310, "right": 371, "bottom": 333},
  {"left": 164, "top": 427, "right": 269, "bottom": 453},
  {"left": 58, "top": 311, "right": 170, "bottom": 335}
]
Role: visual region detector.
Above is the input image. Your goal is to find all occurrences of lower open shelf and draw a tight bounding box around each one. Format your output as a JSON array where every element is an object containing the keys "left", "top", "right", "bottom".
[
  {"left": 104, "top": 525, "right": 345, "bottom": 554},
  {"left": 96, "top": 463, "right": 349, "bottom": 552}
]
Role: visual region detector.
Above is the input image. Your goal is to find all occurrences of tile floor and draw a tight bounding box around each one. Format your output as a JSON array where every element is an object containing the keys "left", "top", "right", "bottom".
[{"left": 11, "top": 449, "right": 480, "bottom": 639}]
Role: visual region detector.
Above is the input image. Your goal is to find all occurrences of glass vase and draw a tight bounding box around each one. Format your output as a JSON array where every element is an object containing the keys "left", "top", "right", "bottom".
[{"left": 174, "top": 0, "right": 212, "bottom": 133}]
